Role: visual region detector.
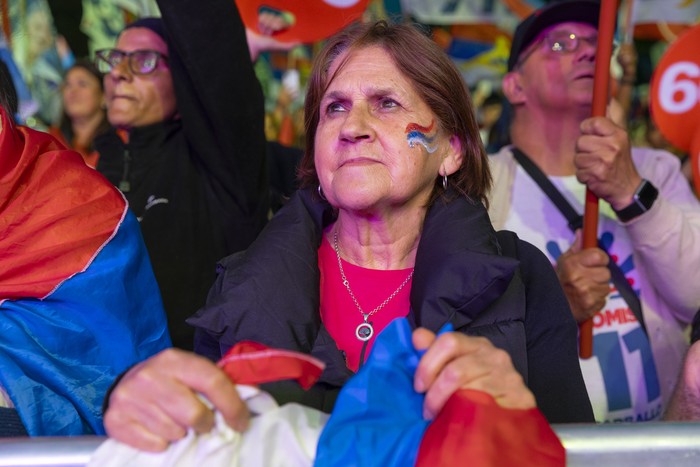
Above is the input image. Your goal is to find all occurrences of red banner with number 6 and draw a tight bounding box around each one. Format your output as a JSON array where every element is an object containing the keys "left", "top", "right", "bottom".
[{"left": 650, "top": 24, "right": 700, "bottom": 196}]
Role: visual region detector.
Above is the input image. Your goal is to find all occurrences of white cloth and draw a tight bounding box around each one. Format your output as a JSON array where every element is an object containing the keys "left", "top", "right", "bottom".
[
  {"left": 0, "top": 385, "right": 12, "bottom": 408},
  {"left": 488, "top": 145, "right": 700, "bottom": 421},
  {"left": 88, "top": 386, "right": 328, "bottom": 467}
]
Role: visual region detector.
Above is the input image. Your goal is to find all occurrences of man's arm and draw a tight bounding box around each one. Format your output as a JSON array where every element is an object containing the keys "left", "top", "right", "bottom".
[
  {"left": 625, "top": 148, "right": 700, "bottom": 319},
  {"left": 576, "top": 118, "right": 700, "bottom": 321}
]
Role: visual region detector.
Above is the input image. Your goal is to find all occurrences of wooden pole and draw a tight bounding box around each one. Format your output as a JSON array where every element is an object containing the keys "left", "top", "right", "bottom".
[{"left": 579, "top": 0, "right": 620, "bottom": 359}]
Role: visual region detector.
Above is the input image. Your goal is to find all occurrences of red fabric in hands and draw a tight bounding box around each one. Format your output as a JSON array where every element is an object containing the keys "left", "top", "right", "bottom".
[
  {"left": 415, "top": 389, "right": 565, "bottom": 467},
  {"left": 218, "top": 341, "right": 326, "bottom": 389}
]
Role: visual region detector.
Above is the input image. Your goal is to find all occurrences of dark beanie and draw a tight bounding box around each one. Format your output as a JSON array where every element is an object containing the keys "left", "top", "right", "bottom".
[{"left": 123, "top": 17, "right": 169, "bottom": 46}]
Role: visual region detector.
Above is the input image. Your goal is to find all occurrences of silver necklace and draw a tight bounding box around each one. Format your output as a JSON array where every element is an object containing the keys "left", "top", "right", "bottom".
[{"left": 333, "top": 230, "right": 414, "bottom": 342}]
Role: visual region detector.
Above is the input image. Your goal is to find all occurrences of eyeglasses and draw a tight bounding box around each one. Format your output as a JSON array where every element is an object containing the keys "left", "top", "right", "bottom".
[
  {"left": 95, "top": 49, "right": 168, "bottom": 75},
  {"left": 516, "top": 31, "right": 618, "bottom": 68}
]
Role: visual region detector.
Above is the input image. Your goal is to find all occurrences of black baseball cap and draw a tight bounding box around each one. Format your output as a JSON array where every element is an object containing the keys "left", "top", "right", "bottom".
[
  {"left": 123, "top": 17, "right": 169, "bottom": 46},
  {"left": 507, "top": 0, "right": 601, "bottom": 71}
]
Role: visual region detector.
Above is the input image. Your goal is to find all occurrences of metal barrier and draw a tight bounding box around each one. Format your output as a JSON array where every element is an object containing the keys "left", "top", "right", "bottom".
[
  {"left": 557, "top": 422, "right": 700, "bottom": 466},
  {"left": 1, "top": 423, "right": 700, "bottom": 466},
  {"left": 0, "top": 436, "right": 102, "bottom": 467}
]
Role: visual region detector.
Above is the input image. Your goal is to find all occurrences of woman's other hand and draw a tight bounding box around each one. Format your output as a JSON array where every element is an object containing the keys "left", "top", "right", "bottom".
[{"left": 412, "top": 328, "right": 536, "bottom": 420}]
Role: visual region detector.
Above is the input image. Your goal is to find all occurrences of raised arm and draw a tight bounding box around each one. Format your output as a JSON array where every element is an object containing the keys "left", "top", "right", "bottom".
[{"left": 157, "top": 0, "right": 267, "bottom": 217}]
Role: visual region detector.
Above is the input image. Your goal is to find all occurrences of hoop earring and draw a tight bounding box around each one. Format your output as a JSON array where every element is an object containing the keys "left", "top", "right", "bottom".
[
  {"left": 440, "top": 161, "right": 448, "bottom": 191},
  {"left": 318, "top": 184, "right": 327, "bottom": 201}
]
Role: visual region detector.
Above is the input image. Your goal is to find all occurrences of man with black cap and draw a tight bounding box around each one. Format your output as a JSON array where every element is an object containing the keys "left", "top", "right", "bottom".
[
  {"left": 93, "top": 0, "right": 292, "bottom": 350},
  {"left": 488, "top": 0, "right": 700, "bottom": 423}
]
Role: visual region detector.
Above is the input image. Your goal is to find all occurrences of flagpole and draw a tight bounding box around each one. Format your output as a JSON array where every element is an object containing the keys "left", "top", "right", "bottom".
[{"left": 579, "top": 0, "right": 620, "bottom": 359}]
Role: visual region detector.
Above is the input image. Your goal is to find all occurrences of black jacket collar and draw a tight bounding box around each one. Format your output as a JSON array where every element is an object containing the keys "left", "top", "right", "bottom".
[{"left": 192, "top": 188, "right": 519, "bottom": 388}]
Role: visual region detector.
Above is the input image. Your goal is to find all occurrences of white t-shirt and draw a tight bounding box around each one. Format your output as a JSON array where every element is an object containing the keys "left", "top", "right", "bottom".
[{"left": 504, "top": 166, "right": 663, "bottom": 423}]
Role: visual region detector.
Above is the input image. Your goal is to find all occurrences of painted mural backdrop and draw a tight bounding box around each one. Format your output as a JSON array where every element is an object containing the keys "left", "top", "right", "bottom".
[{"left": 0, "top": 0, "right": 698, "bottom": 148}]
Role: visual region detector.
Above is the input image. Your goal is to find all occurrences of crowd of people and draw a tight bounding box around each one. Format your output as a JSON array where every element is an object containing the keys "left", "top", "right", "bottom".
[{"left": 1, "top": 0, "right": 700, "bottom": 462}]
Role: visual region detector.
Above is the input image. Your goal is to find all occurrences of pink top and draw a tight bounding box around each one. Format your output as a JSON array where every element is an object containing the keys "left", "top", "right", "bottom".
[{"left": 319, "top": 235, "right": 413, "bottom": 372}]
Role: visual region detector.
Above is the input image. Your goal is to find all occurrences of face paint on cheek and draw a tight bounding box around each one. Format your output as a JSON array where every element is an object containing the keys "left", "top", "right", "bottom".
[{"left": 405, "top": 120, "right": 438, "bottom": 154}]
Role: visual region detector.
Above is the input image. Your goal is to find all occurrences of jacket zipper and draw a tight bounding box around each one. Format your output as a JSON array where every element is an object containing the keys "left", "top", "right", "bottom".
[{"left": 118, "top": 147, "right": 131, "bottom": 192}]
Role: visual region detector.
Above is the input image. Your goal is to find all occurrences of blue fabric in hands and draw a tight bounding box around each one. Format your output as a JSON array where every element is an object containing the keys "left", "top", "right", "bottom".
[{"left": 314, "top": 318, "right": 453, "bottom": 466}]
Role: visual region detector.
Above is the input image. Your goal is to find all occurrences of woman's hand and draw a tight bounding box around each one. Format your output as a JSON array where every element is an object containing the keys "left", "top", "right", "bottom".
[
  {"left": 103, "top": 348, "right": 249, "bottom": 452},
  {"left": 412, "top": 328, "right": 536, "bottom": 420}
]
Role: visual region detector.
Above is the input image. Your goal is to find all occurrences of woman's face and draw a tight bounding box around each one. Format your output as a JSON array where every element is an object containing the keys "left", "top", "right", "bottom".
[
  {"left": 27, "top": 9, "right": 53, "bottom": 59},
  {"left": 63, "top": 68, "right": 104, "bottom": 120},
  {"left": 314, "top": 46, "right": 454, "bottom": 214}
]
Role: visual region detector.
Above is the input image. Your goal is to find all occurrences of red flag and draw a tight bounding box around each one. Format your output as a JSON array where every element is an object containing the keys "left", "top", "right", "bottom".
[
  {"left": 218, "top": 341, "right": 325, "bottom": 389},
  {"left": 0, "top": 109, "right": 125, "bottom": 301},
  {"left": 416, "top": 389, "right": 565, "bottom": 467}
]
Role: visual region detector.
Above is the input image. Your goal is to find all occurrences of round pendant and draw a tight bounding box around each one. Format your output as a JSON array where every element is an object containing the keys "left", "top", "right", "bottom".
[{"left": 356, "top": 322, "right": 374, "bottom": 341}]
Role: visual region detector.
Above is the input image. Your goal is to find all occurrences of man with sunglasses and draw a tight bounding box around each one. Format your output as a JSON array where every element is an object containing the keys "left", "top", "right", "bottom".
[
  {"left": 487, "top": 0, "right": 700, "bottom": 424},
  {"left": 92, "top": 0, "right": 291, "bottom": 350}
]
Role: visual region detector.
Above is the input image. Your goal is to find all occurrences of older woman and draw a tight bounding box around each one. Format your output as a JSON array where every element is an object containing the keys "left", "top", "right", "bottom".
[{"left": 104, "top": 20, "right": 593, "bottom": 451}]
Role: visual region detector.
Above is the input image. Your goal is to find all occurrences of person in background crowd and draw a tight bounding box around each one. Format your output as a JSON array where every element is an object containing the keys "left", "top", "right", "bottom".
[
  {"left": 0, "top": 58, "right": 170, "bottom": 437},
  {"left": 16, "top": 3, "right": 63, "bottom": 128},
  {"left": 49, "top": 59, "right": 110, "bottom": 167},
  {"left": 103, "top": 17, "right": 593, "bottom": 453},
  {"left": 665, "top": 307, "right": 700, "bottom": 420},
  {"left": 93, "top": 0, "right": 294, "bottom": 349},
  {"left": 665, "top": 339, "right": 700, "bottom": 420},
  {"left": 488, "top": 0, "right": 700, "bottom": 423},
  {"left": 478, "top": 91, "right": 505, "bottom": 153}
]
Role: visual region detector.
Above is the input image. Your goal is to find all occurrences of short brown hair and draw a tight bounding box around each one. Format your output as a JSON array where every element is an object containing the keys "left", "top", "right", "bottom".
[{"left": 298, "top": 20, "right": 491, "bottom": 206}]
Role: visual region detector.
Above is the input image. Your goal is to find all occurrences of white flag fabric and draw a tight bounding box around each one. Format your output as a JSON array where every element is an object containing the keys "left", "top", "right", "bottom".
[{"left": 88, "top": 386, "right": 328, "bottom": 467}]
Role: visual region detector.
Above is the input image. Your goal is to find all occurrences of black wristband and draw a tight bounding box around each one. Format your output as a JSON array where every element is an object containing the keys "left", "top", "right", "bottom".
[{"left": 613, "top": 179, "right": 658, "bottom": 222}]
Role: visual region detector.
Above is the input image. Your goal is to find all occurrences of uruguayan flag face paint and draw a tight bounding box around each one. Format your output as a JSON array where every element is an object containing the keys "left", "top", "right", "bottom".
[{"left": 405, "top": 120, "right": 438, "bottom": 153}]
